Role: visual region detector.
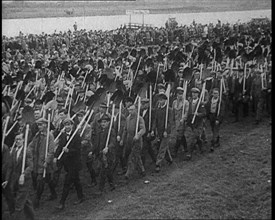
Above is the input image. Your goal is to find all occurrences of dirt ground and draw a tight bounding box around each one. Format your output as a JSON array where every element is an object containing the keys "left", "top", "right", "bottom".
[
  {"left": 29, "top": 111, "right": 271, "bottom": 220},
  {"left": 2, "top": 0, "right": 271, "bottom": 19}
]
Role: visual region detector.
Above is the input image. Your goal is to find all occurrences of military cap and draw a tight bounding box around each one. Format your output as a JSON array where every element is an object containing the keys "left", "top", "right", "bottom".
[
  {"left": 157, "top": 83, "right": 166, "bottom": 90},
  {"left": 63, "top": 118, "right": 74, "bottom": 125},
  {"left": 191, "top": 87, "right": 200, "bottom": 93},
  {"left": 157, "top": 92, "right": 168, "bottom": 100},
  {"left": 124, "top": 97, "right": 134, "bottom": 103},
  {"left": 25, "top": 98, "right": 33, "bottom": 105},
  {"left": 141, "top": 98, "right": 150, "bottom": 103},
  {"left": 76, "top": 110, "right": 85, "bottom": 116},
  {"left": 98, "top": 114, "right": 111, "bottom": 122},
  {"left": 127, "top": 104, "right": 136, "bottom": 110},
  {"left": 176, "top": 87, "right": 184, "bottom": 93}
]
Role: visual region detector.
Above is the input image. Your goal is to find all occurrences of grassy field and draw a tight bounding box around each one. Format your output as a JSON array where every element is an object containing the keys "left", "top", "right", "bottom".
[
  {"left": 28, "top": 113, "right": 272, "bottom": 220},
  {"left": 2, "top": 0, "right": 271, "bottom": 19}
]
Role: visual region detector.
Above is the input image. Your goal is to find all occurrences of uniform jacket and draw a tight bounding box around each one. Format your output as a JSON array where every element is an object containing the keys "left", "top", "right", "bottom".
[
  {"left": 55, "top": 130, "right": 82, "bottom": 172},
  {"left": 140, "top": 108, "right": 154, "bottom": 136},
  {"left": 78, "top": 123, "right": 92, "bottom": 144},
  {"left": 186, "top": 98, "right": 206, "bottom": 128},
  {"left": 232, "top": 77, "right": 244, "bottom": 100},
  {"left": 28, "top": 131, "right": 55, "bottom": 174},
  {"left": 122, "top": 113, "right": 146, "bottom": 148},
  {"left": 10, "top": 144, "right": 33, "bottom": 191},
  {"left": 152, "top": 104, "right": 174, "bottom": 137},
  {"left": 112, "top": 112, "right": 126, "bottom": 138},
  {"left": 2, "top": 144, "right": 13, "bottom": 182},
  {"left": 91, "top": 112, "right": 105, "bottom": 134},
  {"left": 172, "top": 98, "right": 189, "bottom": 122},
  {"left": 205, "top": 95, "right": 225, "bottom": 123},
  {"left": 91, "top": 126, "right": 116, "bottom": 158},
  {"left": 251, "top": 75, "right": 265, "bottom": 98},
  {"left": 206, "top": 77, "right": 220, "bottom": 93}
]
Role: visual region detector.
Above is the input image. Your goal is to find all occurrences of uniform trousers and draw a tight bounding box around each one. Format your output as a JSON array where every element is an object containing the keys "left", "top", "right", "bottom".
[
  {"left": 98, "top": 153, "right": 115, "bottom": 192},
  {"left": 141, "top": 136, "right": 156, "bottom": 165},
  {"left": 12, "top": 175, "right": 35, "bottom": 220},
  {"left": 185, "top": 124, "right": 203, "bottom": 155},
  {"left": 173, "top": 122, "right": 188, "bottom": 156},
  {"left": 125, "top": 140, "right": 145, "bottom": 177},
  {"left": 32, "top": 172, "right": 56, "bottom": 201},
  {"left": 113, "top": 142, "right": 126, "bottom": 173},
  {"left": 60, "top": 169, "right": 83, "bottom": 205},
  {"left": 254, "top": 95, "right": 265, "bottom": 121},
  {"left": 209, "top": 114, "right": 220, "bottom": 145},
  {"left": 2, "top": 184, "right": 15, "bottom": 214},
  {"left": 155, "top": 136, "right": 173, "bottom": 167}
]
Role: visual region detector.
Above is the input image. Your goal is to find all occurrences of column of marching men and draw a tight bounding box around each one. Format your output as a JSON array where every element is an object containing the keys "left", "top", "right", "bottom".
[{"left": 2, "top": 19, "right": 272, "bottom": 220}]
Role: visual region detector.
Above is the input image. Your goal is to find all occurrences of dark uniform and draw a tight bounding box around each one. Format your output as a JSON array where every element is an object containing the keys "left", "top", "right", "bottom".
[
  {"left": 171, "top": 89, "right": 189, "bottom": 158},
  {"left": 205, "top": 90, "right": 225, "bottom": 151},
  {"left": 112, "top": 109, "right": 127, "bottom": 174},
  {"left": 250, "top": 71, "right": 266, "bottom": 124},
  {"left": 185, "top": 88, "right": 206, "bottom": 159},
  {"left": 2, "top": 144, "right": 15, "bottom": 216},
  {"left": 122, "top": 105, "right": 146, "bottom": 179},
  {"left": 90, "top": 114, "right": 116, "bottom": 194},
  {"left": 140, "top": 99, "right": 156, "bottom": 166},
  {"left": 152, "top": 93, "right": 174, "bottom": 172},
  {"left": 55, "top": 118, "right": 84, "bottom": 209},
  {"left": 28, "top": 118, "right": 56, "bottom": 209}
]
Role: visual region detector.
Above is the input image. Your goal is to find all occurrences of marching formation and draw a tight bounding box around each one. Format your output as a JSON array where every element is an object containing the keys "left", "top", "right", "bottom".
[{"left": 2, "top": 17, "right": 271, "bottom": 220}]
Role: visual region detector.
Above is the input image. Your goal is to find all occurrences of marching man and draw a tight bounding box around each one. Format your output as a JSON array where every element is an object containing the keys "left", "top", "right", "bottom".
[
  {"left": 151, "top": 92, "right": 174, "bottom": 172},
  {"left": 171, "top": 87, "right": 189, "bottom": 158},
  {"left": 10, "top": 132, "right": 35, "bottom": 220},
  {"left": 28, "top": 117, "right": 56, "bottom": 209},
  {"left": 186, "top": 88, "right": 206, "bottom": 159},
  {"left": 121, "top": 103, "right": 146, "bottom": 180},
  {"left": 205, "top": 88, "right": 225, "bottom": 152},
  {"left": 55, "top": 118, "right": 84, "bottom": 210}
]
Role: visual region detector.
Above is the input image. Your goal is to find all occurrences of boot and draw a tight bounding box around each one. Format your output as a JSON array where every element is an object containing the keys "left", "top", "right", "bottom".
[
  {"left": 33, "top": 197, "right": 40, "bottom": 210},
  {"left": 210, "top": 140, "right": 215, "bottom": 152},
  {"left": 201, "top": 132, "right": 207, "bottom": 144},
  {"left": 89, "top": 179, "right": 97, "bottom": 187},
  {"left": 215, "top": 136, "right": 220, "bottom": 148},
  {"left": 182, "top": 136, "right": 188, "bottom": 153},
  {"left": 155, "top": 165, "right": 160, "bottom": 173},
  {"left": 197, "top": 139, "right": 203, "bottom": 154},
  {"left": 172, "top": 139, "right": 180, "bottom": 158}
]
